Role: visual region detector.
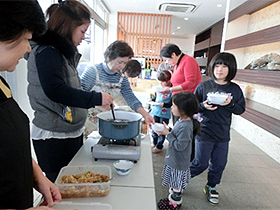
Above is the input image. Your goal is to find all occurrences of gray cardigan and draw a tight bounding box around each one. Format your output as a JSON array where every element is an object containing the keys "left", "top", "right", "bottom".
[{"left": 165, "top": 120, "right": 193, "bottom": 170}]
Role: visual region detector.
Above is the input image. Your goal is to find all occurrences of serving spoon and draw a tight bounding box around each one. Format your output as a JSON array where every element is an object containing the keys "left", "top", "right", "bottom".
[{"left": 110, "top": 104, "right": 116, "bottom": 121}]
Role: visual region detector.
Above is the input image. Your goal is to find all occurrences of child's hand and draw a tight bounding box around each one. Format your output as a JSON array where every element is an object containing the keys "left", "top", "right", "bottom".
[
  {"left": 159, "top": 102, "right": 164, "bottom": 107},
  {"left": 203, "top": 100, "right": 218, "bottom": 111},
  {"left": 220, "top": 95, "right": 231, "bottom": 106},
  {"left": 155, "top": 121, "right": 169, "bottom": 135}
]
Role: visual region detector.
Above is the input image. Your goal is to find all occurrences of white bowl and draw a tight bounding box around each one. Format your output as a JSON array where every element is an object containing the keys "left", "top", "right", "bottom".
[
  {"left": 207, "top": 93, "right": 227, "bottom": 105},
  {"left": 152, "top": 85, "right": 165, "bottom": 92},
  {"left": 151, "top": 123, "right": 165, "bottom": 131},
  {"left": 113, "top": 160, "right": 134, "bottom": 176}
]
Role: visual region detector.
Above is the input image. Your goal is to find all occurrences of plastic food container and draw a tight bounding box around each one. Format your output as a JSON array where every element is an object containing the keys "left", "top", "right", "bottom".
[
  {"left": 153, "top": 85, "right": 165, "bottom": 92},
  {"left": 207, "top": 93, "right": 228, "bottom": 105},
  {"left": 51, "top": 201, "right": 112, "bottom": 210},
  {"left": 55, "top": 165, "right": 111, "bottom": 198},
  {"left": 151, "top": 123, "right": 165, "bottom": 131}
]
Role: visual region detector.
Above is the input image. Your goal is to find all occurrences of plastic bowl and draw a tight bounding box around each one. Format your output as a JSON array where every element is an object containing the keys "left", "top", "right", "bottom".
[
  {"left": 113, "top": 160, "right": 134, "bottom": 176},
  {"left": 152, "top": 85, "right": 165, "bottom": 92},
  {"left": 151, "top": 123, "right": 165, "bottom": 131},
  {"left": 207, "top": 93, "right": 227, "bottom": 105}
]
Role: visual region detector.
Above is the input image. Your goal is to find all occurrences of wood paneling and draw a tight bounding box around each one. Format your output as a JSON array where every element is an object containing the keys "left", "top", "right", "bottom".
[
  {"left": 117, "top": 12, "right": 172, "bottom": 69},
  {"left": 194, "top": 38, "right": 210, "bottom": 51},
  {"left": 241, "top": 99, "right": 280, "bottom": 138},
  {"left": 210, "top": 20, "right": 223, "bottom": 47},
  {"left": 234, "top": 69, "right": 280, "bottom": 89},
  {"left": 225, "top": 25, "right": 280, "bottom": 50},
  {"left": 228, "top": 0, "right": 278, "bottom": 22}
]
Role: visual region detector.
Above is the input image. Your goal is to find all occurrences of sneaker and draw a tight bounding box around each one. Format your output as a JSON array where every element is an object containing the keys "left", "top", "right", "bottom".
[
  {"left": 168, "top": 192, "right": 182, "bottom": 205},
  {"left": 169, "top": 188, "right": 184, "bottom": 194},
  {"left": 152, "top": 147, "right": 162, "bottom": 154},
  {"left": 158, "top": 197, "right": 182, "bottom": 210},
  {"left": 204, "top": 185, "right": 219, "bottom": 205}
]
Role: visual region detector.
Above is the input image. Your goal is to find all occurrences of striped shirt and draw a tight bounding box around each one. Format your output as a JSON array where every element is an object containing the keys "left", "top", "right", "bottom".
[{"left": 81, "top": 63, "right": 142, "bottom": 111}]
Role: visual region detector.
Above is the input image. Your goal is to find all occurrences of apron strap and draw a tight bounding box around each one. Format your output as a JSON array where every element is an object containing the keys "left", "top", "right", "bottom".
[
  {"left": 119, "top": 73, "right": 125, "bottom": 85},
  {"left": 0, "top": 79, "right": 11, "bottom": 98},
  {"left": 92, "top": 65, "right": 100, "bottom": 82}
]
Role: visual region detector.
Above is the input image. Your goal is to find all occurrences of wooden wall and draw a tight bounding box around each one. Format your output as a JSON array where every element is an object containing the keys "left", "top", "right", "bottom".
[{"left": 117, "top": 12, "right": 172, "bottom": 69}]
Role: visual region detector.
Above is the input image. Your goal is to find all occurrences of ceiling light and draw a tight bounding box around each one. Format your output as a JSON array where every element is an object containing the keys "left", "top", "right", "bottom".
[
  {"left": 177, "top": 26, "right": 181, "bottom": 29},
  {"left": 217, "top": 4, "right": 222, "bottom": 7},
  {"left": 184, "top": 17, "right": 189, "bottom": 20},
  {"left": 172, "top": 32, "right": 175, "bottom": 35}
]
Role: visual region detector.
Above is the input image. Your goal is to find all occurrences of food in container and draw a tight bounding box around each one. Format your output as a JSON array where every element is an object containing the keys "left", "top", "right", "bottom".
[
  {"left": 207, "top": 93, "right": 228, "bottom": 105},
  {"left": 55, "top": 165, "right": 111, "bottom": 198}
]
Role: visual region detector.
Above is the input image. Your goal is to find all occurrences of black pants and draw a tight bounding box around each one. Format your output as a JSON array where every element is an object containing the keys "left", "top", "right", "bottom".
[
  {"left": 190, "top": 139, "right": 229, "bottom": 187},
  {"left": 33, "top": 135, "right": 83, "bottom": 182}
]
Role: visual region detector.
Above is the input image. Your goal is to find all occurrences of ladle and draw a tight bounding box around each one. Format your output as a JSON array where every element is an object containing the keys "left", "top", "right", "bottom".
[{"left": 110, "top": 104, "right": 116, "bottom": 121}]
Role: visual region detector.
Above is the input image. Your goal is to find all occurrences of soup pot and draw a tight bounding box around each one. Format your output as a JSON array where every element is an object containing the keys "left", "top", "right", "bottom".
[{"left": 97, "top": 111, "right": 142, "bottom": 140}]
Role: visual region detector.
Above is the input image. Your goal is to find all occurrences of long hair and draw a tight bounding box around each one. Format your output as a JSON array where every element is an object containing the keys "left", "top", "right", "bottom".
[
  {"left": 172, "top": 92, "right": 201, "bottom": 137},
  {"left": 46, "top": 0, "right": 91, "bottom": 42},
  {"left": 0, "top": 0, "right": 46, "bottom": 43}
]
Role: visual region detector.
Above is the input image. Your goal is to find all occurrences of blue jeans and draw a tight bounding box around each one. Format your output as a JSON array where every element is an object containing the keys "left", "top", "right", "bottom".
[
  {"left": 190, "top": 138, "right": 229, "bottom": 187},
  {"left": 152, "top": 115, "right": 169, "bottom": 149}
]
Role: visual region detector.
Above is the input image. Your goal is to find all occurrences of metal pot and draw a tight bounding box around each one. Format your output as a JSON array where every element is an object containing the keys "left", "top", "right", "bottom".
[{"left": 97, "top": 111, "right": 142, "bottom": 140}]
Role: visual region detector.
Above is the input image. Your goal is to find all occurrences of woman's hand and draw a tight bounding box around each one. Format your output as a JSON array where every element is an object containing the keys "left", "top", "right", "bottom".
[
  {"left": 34, "top": 176, "right": 61, "bottom": 206},
  {"left": 159, "top": 87, "right": 171, "bottom": 95},
  {"left": 136, "top": 107, "right": 155, "bottom": 125},
  {"left": 98, "top": 93, "right": 114, "bottom": 110},
  {"left": 143, "top": 112, "right": 154, "bottom": 125},
  {"left": 101, "top": 93, "right": 114, "bottom": 106},
  {"left": 32, "top": 160, "right": 61, "bottom": 207}
]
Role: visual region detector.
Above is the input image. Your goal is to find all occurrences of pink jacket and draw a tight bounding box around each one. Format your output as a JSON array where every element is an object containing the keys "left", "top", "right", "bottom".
[{"left": 171, "top": 54, "right": 202, "bottom": 94}]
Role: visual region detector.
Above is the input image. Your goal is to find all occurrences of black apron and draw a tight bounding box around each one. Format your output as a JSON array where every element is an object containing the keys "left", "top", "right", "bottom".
[{"left": 0, "top": 77, "right": 33, "bottom": 209}]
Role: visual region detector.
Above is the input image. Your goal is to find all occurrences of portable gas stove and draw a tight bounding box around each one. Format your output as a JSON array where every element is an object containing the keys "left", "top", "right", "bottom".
[{"left": 91, "top": 134, "right": 141, "bottom": 163}]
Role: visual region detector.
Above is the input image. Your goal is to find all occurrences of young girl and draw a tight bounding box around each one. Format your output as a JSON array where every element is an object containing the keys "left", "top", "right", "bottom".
[
  {"left": 150, "top": 70, "right": 172, "bottom": 153},
  {"left": 190, "top": 52, "right": 245, "bottom": 205},
  {"left": 156, "top": 92, "right": 201, "bottom": 210}
]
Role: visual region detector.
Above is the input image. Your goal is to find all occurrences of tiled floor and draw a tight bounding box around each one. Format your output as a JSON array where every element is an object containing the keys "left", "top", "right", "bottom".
[{"left": 152, "top": 129, "right": 280, "bottom": 210}]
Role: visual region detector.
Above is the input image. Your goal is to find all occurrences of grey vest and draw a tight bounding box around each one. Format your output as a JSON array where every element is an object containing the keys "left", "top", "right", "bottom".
[{"left": 27, "top": 45, "right": 87, "bottom": 132}]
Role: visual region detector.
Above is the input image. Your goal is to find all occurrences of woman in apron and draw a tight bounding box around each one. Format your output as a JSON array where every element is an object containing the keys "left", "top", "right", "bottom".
[
  {"left": 81, "top": 40, "right": 154, "bottom": 137},
  {"left": 0, "top": 1, "right": 61, "bottom": 209}
]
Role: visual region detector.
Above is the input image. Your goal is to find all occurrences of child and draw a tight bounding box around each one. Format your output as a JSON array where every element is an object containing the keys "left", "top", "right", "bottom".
[
  {"left": 122, "top": 59, "right": 142, "bottom": 78},
  {"left": 122, "top": 59, "right": 141, "bottom": 87},
  {"left": 190, "top": 52, "right": 246, "bottom": 205},
  {"left": 150, "top": 70, "right": 172, "bottom": 153},
  {"left": 156, "top": 92, "right": 201, "bottom": 210},
  {"left": 114, "top": 59, "right": 142, "bottom": 108}
]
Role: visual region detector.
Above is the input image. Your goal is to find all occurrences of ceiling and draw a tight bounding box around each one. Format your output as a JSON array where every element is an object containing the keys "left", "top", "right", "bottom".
[{"left": 102, "top": 0, "right": 248, "bottom": 37}]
